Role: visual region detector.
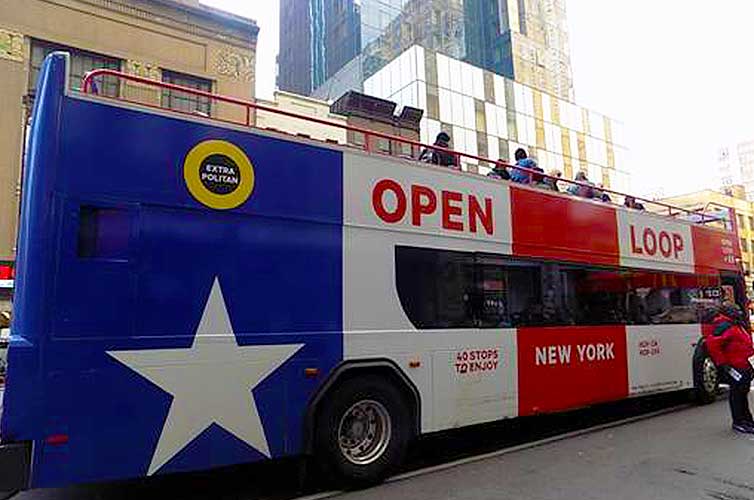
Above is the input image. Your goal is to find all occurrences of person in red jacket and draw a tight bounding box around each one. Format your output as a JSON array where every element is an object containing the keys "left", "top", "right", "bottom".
[{"left": 704, "top": 303, "right": 754, "bottom": 433}]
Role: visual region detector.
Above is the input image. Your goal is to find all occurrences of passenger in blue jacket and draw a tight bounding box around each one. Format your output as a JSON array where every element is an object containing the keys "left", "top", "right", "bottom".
[{"left": 510, "top": 148, "right": 543, "bottom": 184}]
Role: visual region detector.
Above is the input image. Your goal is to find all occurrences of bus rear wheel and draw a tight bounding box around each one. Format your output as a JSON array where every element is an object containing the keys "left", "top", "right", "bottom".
[
  {"left": 693, "top": 344, "right": 719, "bottom": 404},
  {"left": 314, "top": 375, "right": 411, "bottom": 487}
]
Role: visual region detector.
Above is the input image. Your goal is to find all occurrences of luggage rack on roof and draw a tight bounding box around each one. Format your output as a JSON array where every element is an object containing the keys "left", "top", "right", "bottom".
[{"left": 81, "top": 68, "right": 729, "bottom": 228}]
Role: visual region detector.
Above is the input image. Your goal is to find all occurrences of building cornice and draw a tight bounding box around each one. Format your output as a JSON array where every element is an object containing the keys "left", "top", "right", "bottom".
[
  {"left": 57, "top": 0, "right": 258, "bottom": 48},
  {"left": 147, "top": 0, "right": 259, "bottom": 35}
]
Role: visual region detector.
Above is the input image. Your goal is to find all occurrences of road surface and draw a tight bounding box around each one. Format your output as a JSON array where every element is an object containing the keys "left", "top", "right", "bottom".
[
  {"left": 338, "top": 398, "right": 754, "bottom": 500},
  {"left": 12, "top": 396, "right": 754, "bottom": 500}
]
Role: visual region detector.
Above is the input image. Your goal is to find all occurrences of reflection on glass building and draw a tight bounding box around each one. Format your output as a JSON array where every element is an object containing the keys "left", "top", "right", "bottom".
[
  {"left": 279, "top": 0, "right": 573, "bottom": 100},
  {"left": 278, "top": 0, "right": 627, "bottom": 189},
  {"left": 364, "top": 46, "right": 629, "bottom": 192}
]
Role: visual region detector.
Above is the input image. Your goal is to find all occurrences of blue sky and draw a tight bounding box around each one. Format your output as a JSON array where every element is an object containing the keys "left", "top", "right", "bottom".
[{"left": 202, "top": 0, "right": 754, "bottom": 199}]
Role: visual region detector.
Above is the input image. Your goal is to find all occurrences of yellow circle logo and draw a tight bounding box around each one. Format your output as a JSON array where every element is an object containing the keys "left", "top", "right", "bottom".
[{"left": 183, "top": 140, "right": 255, "bottom": 210}]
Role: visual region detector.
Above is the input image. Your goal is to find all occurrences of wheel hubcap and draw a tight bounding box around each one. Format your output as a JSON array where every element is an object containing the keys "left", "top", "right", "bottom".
[
  {"left": 703, "top": 357, "right": 718, "bottom": 393},
  {"left": 338, "top": 399, "right": 391, "bottom": 465}
]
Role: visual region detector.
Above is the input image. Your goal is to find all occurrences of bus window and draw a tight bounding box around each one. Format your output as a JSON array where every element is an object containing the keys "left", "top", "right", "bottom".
[
  {"left": 558, "top": 267, "right": 720, "bottom": 326},
  {"left": 506, "top": 263, "right": 543, "bottom": 327},
  {"left": 476, "top": 263, "right": 509, "bottom": 328},
  {"left": 395, "top": 246, "right": 475, "bottom": 329},
  {"left": 396, "top": 246, "right": 722, "bottom": 329},
  {"left": 77, "top": 206, "right": 131, "bottom": 260}
]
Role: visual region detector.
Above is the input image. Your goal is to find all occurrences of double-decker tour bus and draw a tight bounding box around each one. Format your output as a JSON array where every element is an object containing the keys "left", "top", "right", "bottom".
[{"left": 0, "top": 52, "right": 745, "bottom": 491}]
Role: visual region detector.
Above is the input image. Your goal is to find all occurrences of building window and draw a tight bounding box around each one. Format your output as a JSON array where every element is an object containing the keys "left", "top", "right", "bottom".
[
  {"left": 376, "top": 137, "right": 391, "bottom": 153},
  {"left": 741, "top": 238, "right": 749, "bottom": 254},
  {"left": 161, "top": 70, "right": 212, "bottom": 116},
  {"left": 738, "top": 214, "right": 746, "bottom": 231},
  {"left": 29, "top": 40, "right": 120, "bottom": 97},
  {"left": 395, "top": 247, "right": 476, "bottom": 329},
  {"left": 749, "top": 216, "right": 754, "bottom": 230},
  {"left": 351, "top": 131, "right": 365, "bottom": 147}
]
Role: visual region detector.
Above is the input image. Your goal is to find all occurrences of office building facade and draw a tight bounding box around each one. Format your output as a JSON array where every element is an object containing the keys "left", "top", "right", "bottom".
[
  {"left": 279, "top": 0, "right": 573, "bottom": 101},
  {"left": 364, "top": 45, "right": 628, "bottom": 191},
  {"left": 718, "top": 140, "right": 754, "bottom": 202}
]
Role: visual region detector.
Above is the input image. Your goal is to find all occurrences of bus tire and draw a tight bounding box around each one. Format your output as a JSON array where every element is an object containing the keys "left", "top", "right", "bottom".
[
  {"left": 314, "top": 375, "right": 411, "bottom": 487},
  {"left": 693, "top": 342, "right": 718, "bottom": 405}
]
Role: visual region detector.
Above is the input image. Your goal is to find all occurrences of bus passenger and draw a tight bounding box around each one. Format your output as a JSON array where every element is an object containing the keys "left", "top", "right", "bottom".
[
  {"left": 510, "top": 148, "right": 543, "bottom": 184},
  {"left": 624, "top": 195, "right": 646, "bottom": 210},
  {"left": 543, "top": 169, "right": 562, "bottom": 192},
  {"left": 704, "top": 303, "right": 754, "bottom": 433},
  {"left": 487, "top": 160, "right": 511, "bottom": 180},
  {"left": 567, "top": 171, "right": 595, "bottom": 199},
  {"left": 597, "top": 184, "right": 612, "bottom": 203},
  {"left": 419, "top": 132, "right": 459, "bottom": 168}
]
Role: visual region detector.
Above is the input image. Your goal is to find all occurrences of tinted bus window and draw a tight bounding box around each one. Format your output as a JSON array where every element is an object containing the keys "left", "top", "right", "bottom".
[
  {"left": 396, "top": 246, "right": 475, "bottom": 329},
  {"left": 77, "top": 206, "right": 131, "bottom": 260},
  {"left": 396, "top": 246, "right": 721, "bottom": 330}
]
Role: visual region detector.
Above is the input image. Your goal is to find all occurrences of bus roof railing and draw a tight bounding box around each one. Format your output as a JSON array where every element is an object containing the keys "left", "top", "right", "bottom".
[{"left": 81, "top": 68, "right": 726, "bottom": 227}]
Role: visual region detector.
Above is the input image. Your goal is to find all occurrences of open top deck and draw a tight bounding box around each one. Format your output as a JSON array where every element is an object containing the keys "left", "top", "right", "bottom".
[{"left": 80, "top": 68, "right": 731, "bottom": 229}]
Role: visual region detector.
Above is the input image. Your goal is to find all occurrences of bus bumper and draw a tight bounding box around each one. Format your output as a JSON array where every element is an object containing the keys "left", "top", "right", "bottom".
[{"left": 0, "top": 442, "right": 30, "bottom": 490}]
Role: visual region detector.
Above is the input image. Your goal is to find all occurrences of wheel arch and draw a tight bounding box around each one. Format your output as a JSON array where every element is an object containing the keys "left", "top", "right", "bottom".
[{"left": 303, "top": 358, "right": 422, "bottom": 454}]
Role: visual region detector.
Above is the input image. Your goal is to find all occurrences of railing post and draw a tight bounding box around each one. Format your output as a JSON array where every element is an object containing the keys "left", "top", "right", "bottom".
[
  {"left": 364, "top": 132, "right": 371, "bottom": 153},
  {"left": 245, "top": 107, "right": 250, "bottom": 127}
]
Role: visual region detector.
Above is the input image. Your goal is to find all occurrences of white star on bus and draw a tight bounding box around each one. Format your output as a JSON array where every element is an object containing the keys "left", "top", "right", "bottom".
[{"left": 107, "top": 277, "right": 303, "bottom": 475}]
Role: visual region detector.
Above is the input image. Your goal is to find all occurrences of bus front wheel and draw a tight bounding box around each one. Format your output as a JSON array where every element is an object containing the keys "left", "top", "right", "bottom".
[{"left": 314, "top": 375, "right": 411, "bottom": 487}]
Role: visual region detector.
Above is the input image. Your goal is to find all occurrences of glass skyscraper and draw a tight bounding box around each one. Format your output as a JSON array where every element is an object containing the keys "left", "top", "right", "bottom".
[
  {"left": 277, "top": 0, "right": 627, "bottom": 191},
  {"left": 362, "top": 45, "right": 629, "bottom": 192},
  {"left": 278, "top": 0, "right": 573, "bottom": 100}
]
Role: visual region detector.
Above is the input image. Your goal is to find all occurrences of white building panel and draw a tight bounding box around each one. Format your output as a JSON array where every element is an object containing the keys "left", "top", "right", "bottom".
[
  {"left": 516, "top": 114, "right": 529, "bottom": 145},
  {"left": 626, "top": 325, "right": 698, "bottom": 395},
  {"left": 416, "top": 46, "right": 426, "bottom": 83},
  {"left": 493, "top": 74, "right": 506, "bottom": 108},
  {"left": 463, "top": 128, "right": 478, "bottom": 166},
  {"left": 488, "top": 135, "right": 500, "bottom": 162},
  {"left": 617, "top": 209, "right": 695, "bottom": 273},
  {"left": 450, "top": 58, "right": 462, "bottom": 92},
  {"left": 417, "top": 81, "right": 427, "bottom": 112},
  {"left": 542, "top": 93, "right": 552, "bottom": 124},
  {"left": 471, "top": 66, "right": 485, "bottom": 100},
  {"left": 439, "top": 88, "right": 452, "bottom": 124},
  {"left": 496, "top": 106, "right": 508, "bottom": 140},
  {"left": 463, "top": 95, "right": 476, "bottom": 129},
  {"left": 451, "top": 91, "right": 464, "bottom": 126},
  {"left": 437, "top": 53, "right": 450, "bottom": 90},
  {"left": 461, "top": 62, "right": 474, "bottom": 96},
  {"left": 485, "top": 102, "right": 498, "bottom": 137}
]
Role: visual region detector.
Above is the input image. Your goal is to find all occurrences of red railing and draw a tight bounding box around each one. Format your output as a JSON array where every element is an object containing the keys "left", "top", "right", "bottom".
[{"left": 81, "top": 69, "right": 724, "bottom": 226}]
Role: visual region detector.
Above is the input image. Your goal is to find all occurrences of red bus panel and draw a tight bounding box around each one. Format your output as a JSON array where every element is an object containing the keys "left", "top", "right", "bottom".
[
  {"left": 511, "top": 189, "right": 619, "bottom": 266},
  {"left": 517, "top": 326, "right": 628, "bottom": 416}
]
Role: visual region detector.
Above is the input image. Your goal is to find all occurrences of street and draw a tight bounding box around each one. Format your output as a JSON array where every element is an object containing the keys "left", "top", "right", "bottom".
[
  {"left": 12, "top": 393, "right": 754, "bottom": 500},
  {"left": 340, "top": 398, "right": 754, "bottom": 500}
]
